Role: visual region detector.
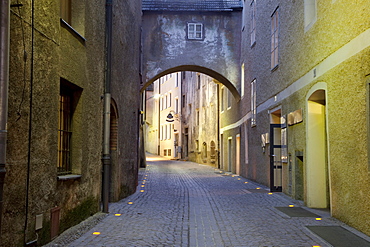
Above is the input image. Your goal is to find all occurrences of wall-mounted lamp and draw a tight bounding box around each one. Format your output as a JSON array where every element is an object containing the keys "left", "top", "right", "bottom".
[{"left": 166, "top": 112, "right": 175, "bottom": 122}]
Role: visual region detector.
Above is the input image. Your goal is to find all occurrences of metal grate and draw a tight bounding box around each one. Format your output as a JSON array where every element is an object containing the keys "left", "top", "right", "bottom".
[{"left": 142, "top": 0, "right": 243, "bottom": 12}]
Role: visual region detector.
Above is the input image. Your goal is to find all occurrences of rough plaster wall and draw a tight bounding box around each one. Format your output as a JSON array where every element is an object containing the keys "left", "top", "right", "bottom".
[
  {"left": 110, "top": 0, "right": 141, "bottom": 200},
  {"left": 240, "top": 0, "right": 370, "bottom": 236},
  {"left": 4, "top": 0, "right": 106, "bottom": 245}
]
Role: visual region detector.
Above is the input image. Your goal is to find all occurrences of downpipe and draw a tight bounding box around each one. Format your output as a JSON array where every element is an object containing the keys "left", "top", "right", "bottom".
[
  {"left": 102, "top": 0, "right": 113, "bottom": 213},
  {"left": 0, "top": 0, "right": 10, "bottom": 241}
]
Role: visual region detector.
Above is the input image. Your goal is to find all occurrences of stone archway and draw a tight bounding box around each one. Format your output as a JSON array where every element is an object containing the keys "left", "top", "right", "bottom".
[{"left": 141, "top": 5, "right": 243, "bottom": 100}]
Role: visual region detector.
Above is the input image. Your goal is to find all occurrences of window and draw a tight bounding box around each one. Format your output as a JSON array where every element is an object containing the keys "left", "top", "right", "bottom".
[
  {"left": 250, "top": 0, "right": 256, "bottom": 46},
  {"left": 60, "top": 0, "right": 71, "bottom": 24},
  {"left": 221, "top": 87, "right": 225, "bottom": 112},
  {"left": 251, "top": 79, "right": 256, "bottom": 126},
  {"left": 175, "top": 98, "right": 179, "bottom": 113},
  {"left": 176, "top": 73, "right": 179, "bottom": 87},
  {"left": 60, "top": 0, "right": 85, "bottom": 37},
  {"left": 197, "top": 74, "right": 201, "bottom": 89},
  {"left": 160, "top": 126, "right": 163, "bottom": 140},
  {"left": 169, "top": 93, "right": 172, "bottom": 107},
  {"left": 241, "top": 63, "right": 245, "bottom": 98},
  {"left": 58, "top": 79, "right": 82, "bottom": 175},
  {"left": 196, "top": 110, "right": 200, "bottom": 126},
  {"left": 182, "top": 95, "right": 186, "bottom": 108},
  {"left": 304, "top": 0, "right": 317, "bottom": 30},
  {"left": 168, "top": 124, "right": 171, "bottom": 139},
  {"left": 163, "top": 125, "right": 167, "bottom": 140},
  {"left": 188, "top": 23, "right": 203, "bottom": 40},
  {"left": 271, "top": 8, "right": 279, "bottom": 69},
  {"left": 227, "top": 90, "right": 232, "bottom": 109}
]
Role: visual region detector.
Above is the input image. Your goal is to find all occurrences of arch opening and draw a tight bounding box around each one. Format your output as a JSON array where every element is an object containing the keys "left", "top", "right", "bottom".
[{"left": 141, "top": 65, "right": 241, "bottom": 101}]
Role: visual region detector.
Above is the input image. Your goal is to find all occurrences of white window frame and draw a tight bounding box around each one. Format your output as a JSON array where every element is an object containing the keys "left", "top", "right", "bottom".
[{"left": 188, "top": 23, "right": 203, "bottom": 40}]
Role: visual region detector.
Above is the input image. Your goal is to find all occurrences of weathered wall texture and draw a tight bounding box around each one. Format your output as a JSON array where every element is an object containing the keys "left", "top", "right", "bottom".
[
  {"left": 230, "top": 0, "right": 370, "bottom": 236},
  {"left": 109, "top": 0, "right": 142, "bottom": 201},
  {"left": 3, "top": 0, "right": 141, "bottom": 245},
  {"left": 141, "top": 10, "right": 242, "bottom": 98}
]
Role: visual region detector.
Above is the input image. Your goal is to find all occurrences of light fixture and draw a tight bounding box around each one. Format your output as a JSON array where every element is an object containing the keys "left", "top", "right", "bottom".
[{"left": 166, "top": 112, "right": 174, "bottom": 122}]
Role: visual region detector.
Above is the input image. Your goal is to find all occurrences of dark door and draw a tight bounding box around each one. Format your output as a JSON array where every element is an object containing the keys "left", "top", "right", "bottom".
[{"left": 269, "top": 124, "right": 285, "bottom": 192}]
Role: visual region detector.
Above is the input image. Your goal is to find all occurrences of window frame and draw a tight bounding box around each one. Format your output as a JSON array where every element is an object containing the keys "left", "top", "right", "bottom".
[
  {"left": 251, "top": 79, "right": 257, "bottom": 127},
  {"left": 250, "top": 0, "right": 256, "bottom": 46},
  {"left": 271, "top": 8, "right": 279, "bottom": 70},
  {"left": 60, "top": 0, "right": 72, "bottom": 25},
  {"left": 57, "top": 79, "right": 82, "bottom": 175},
  {"left": 187, "top": 23, "right": 204, "bottom": 40}
]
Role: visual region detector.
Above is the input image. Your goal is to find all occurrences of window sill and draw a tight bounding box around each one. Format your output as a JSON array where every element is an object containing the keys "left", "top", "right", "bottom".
[
  {"left": 271, "top": 64, "right": 279, "bottom": 72},
  {"left": 60, "top": 19, "right": 86, "bottom": 45},
  {"left": 57, "top": 174, "right": 82, "bottom": 181}
]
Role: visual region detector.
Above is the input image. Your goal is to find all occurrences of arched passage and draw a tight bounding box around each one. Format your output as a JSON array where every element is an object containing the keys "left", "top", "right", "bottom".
[
  {"left": 306, "top": 83, "right": 330, "bottom": 209},
  {"left": 140, "top": 65, "right": 241, "bottom": 101}
]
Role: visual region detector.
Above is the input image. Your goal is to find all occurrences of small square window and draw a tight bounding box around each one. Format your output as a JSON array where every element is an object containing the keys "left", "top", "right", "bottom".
[{"left": 188, "top": 23, "right": 203, "bottom": 40}]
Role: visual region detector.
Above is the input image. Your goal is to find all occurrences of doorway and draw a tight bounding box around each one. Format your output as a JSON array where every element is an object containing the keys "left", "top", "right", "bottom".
[
  {"left": 306, "top": 89, "right": 329, "bottom": 208},
  {"left": 228, "top": 137, "right": 232, "bottom": 172},
  {"left": 236, "top": 134, "right": 241, "bottom": 175},
  {"left": 269, "top": 108, "right": 286, "bottom": 192}
]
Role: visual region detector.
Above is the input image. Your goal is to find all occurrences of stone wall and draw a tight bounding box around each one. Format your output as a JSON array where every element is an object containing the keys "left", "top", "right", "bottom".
[{"left": 3, "top": 0, "right": 141, "bottom": 245}]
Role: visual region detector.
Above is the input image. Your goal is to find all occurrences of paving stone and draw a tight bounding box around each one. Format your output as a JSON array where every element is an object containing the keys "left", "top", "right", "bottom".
[{"left": 46, "top": 154, "right": 370, "bottom": 247}]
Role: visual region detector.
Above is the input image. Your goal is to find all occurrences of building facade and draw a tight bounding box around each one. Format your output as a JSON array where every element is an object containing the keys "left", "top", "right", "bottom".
[
  {"left": 222, "top": 0, "right": 370, "bottom": 236},
  {"left": 1, "top": 0, "right": 141, "bottom": 245},
  {"left": 146, "top": 73, "right": 182, "bottom": 159},
  {"left": 181, "top": 72, "right": 219, "bottom": 167},
  {"left": 142, "top": 0, "right": 370, "bottom": 237}
]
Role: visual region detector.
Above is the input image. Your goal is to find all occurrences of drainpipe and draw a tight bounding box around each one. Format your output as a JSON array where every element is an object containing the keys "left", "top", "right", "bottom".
[
  {"left": 102, "top": 0, "right": 113, "bottom": 213},
  {"left": 0, "top": 0, "right": 10, "bottom": 240}
]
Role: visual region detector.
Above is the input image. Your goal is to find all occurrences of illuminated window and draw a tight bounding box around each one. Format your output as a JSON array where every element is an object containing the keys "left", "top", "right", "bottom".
[
  {"left": 188, "top": 23, "right": 203, "bottom": 40},
  {"left": 271, "top": 8, "right": 279, "bottom": 69}
]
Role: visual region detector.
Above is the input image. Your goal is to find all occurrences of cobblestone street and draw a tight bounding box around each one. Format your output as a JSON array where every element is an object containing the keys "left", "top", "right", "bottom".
[{"left": 48, "top": 154, "right": 370, "bottom": 247}]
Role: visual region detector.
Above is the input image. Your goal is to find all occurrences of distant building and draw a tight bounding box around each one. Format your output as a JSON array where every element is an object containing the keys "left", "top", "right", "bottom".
[
  {"left": 146, "top": 73, "right": 182, "bottom": 159},
  {"left": 181, "top": 72, "right": 219, "bottom": 167}
]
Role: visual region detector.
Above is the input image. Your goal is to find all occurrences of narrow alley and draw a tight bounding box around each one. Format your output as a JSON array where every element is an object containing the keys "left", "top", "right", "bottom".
[{"left": 46, "top": 154, "right": 370, "bottom": 247}]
